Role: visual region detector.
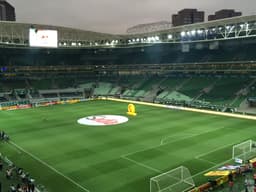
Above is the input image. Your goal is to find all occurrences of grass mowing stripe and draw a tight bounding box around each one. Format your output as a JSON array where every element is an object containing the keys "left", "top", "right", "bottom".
[
  {"left": 6, "top": 141, "right": 22, "bottom": 154},
  {"left": 192, "top": 158, "right": 233, "bottom": 178},
  {"left": 121, "top": 156, "right": 161, "bottom": 173},
  {"left": 122, "top": 125, "right": 226, "bottom": 158},
  {"left": 194, "top": 157, "right": 217, "bottom": 165},
  {"left": 2, "top": 100, "right": 256, "bottom": 192},
  {"left": 9, "top": 141, "right": 91, "bottom": 192},
  {"left": 195, "top": 142, "right": 235, "bottom": 159},
  {"left": 160, "top": 134, "right": 197, "bottom": 145}
]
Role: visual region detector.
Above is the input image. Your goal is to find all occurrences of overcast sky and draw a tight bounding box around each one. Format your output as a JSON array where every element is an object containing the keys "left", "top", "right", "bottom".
[{"left": 7, "top": 0, "right": 256, "bottom": 34}]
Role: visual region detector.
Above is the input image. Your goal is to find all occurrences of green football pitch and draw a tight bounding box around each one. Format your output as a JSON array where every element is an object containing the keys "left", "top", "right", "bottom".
[{"left": 1, "top": 100, "right": 256, "bottom": 192}]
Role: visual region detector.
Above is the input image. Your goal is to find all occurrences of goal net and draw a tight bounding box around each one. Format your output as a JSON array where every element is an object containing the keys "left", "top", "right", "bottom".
[
  {"left": 232, "top": 140, "right": 256, "bottom": 163},
  {"left": 150, "top": 166, "right": 195, "bottom": 192}
]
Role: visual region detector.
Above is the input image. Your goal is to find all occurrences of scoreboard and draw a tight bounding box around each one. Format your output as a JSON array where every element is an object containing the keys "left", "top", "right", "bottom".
[{"left": 29, "top": 28, "right": 58, "bottom": 48}]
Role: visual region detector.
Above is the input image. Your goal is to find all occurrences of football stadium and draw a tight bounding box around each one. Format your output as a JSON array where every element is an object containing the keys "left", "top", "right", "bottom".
[{"left": 1, "top": 12, "right": 256, "bottom": 192}]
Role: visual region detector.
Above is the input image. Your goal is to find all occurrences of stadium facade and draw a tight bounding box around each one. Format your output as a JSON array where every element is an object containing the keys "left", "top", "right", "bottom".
[
  {"left": 0, "top": 15, "right": 256, "bottom": 112},
  {"left": 0, "top": 15, "right": 256, "bottom": 75},
  {"left": 1, "top": 13, "right": 256, "bottom": 192}
]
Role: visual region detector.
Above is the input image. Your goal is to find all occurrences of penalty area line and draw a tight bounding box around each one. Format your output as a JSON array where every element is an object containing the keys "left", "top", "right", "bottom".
[
  {"left": 195, "top": 142, "right": 234, "bottom": 159},
  {"left": 9, "top": 141, "right": 90, "bottom": 192},
  {"left": 121, "top": 155, "right": 161, "bottom": 173},
  {"left": 160, "top": 134, "right": 197, "bottom": 145},
  {"left": 122, "top": 132, "right": 201, "bottom": 158},
  {"left": 192, "top": 158, "right": 233, "bottom": 178},
  {"left": 123, "top": 126, "right": 227, "bottom": 159}
]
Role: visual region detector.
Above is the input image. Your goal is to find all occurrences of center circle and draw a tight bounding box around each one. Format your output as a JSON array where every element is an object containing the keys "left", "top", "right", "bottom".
[{"left": 77, "top": 115, "right": 129, "bottom": 126}]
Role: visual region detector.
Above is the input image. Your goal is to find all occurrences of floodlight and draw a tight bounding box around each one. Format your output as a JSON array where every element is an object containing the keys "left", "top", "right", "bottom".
[
  {"left": 181, "top": 31, "right": 186, "bottom": 36},
  {"left": 167, "top": 34, "right": 172, "bottom": 39},
  {"left": 197, "top": 29, "right": 203, "bottom": 34}
]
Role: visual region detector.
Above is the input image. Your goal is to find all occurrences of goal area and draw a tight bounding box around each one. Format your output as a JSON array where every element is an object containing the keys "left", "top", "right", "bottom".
[
  {"left": 232, "top": 140, "right": 256, "bottom": 163},
  {"left": 150, "top": 166, "right": 195, "bottom": 192}
]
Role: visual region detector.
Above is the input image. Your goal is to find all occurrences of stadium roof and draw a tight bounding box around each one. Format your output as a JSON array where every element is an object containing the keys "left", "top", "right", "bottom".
[
  {"left": 0, "top": 21, "right": 120, "bottom": 41},
  {"left": 0, "top": 15, "right": 256, "bottom": 46},
  {"left": 125, "top": 15, "right": 256, "bottom": 37}
]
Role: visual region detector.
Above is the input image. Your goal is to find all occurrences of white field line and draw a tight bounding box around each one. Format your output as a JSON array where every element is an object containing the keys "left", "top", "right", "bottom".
[
  {"left": 195, "top": 142, "right": 235, "bottom": 158},
  {"left": 122, "top": 126, "right": 225, "bottom": 158},
  {"left": 122, "top": 136, "right": 189, "bottom": 158},
  {"left": 160, "top": 134, "right": 197, "bottom": 145},
  {"left": 121, "top": 128, "right": 224, "bottom": 173},
  {"left": 121, "top": 155, "right": 161, "bottom": 173},
  {"left": 104, "top": 97, "right": 256, "bottom": 121},
  {"left": 98, "top": 99, "right": 256, "bottom": 180},
  {"left": 6, "top": 141, "right": 22, "bottom": 154},
  {"left": 195, "top": 157, "right": 217, "bottom": 165},
  {"left": 192, "top": 158, "right": 233, "bottom": 178},
  {"left": 9, "top": 141, "right": 90, "bottom": 192}
]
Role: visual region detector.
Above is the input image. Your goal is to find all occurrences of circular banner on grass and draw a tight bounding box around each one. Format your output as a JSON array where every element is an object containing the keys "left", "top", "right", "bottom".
[{"left": 77, "top": 115, "right": 128, "bottom": 126}]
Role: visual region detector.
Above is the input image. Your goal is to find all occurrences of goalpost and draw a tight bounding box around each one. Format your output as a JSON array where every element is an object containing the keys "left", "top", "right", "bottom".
[
  {"left": 150, "top": 166, "right": 195, "bottom": 192},
  {"left": 232, "top": 140, "right": 256, "bottom": 163}
]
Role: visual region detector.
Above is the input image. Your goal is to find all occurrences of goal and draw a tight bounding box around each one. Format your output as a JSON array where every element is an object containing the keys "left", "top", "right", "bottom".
[
  {"left": 150, "top": 166, "right": 195, "bottom": 192},
  {"left": 232, "top": 140, "right": 256, "bottom": 163}
]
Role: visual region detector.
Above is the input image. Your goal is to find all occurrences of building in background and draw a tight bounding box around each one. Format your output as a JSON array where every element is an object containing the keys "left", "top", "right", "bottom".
[
  {"left": 172, "top": 9, "right": 204, "bottom": 27},
  {"left": 0, "top": 0, "right": 15, "bottom": 21},
  {"left": 208, "top": 9, "right": 242, "bottom": 21},
  {"left": 127, "top": 21, "right": 172, "bottom": 34}
]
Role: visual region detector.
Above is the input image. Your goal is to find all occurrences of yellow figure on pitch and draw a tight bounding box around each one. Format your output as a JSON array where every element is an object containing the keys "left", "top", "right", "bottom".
[{"left": 127, "top": 103, "right": 137, "bottom": 116}]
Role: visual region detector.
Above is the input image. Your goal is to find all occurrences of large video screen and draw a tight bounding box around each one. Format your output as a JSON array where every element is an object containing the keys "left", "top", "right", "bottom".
[{"left": 29, "top": 28, "right": 58, "bottom": 48}]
